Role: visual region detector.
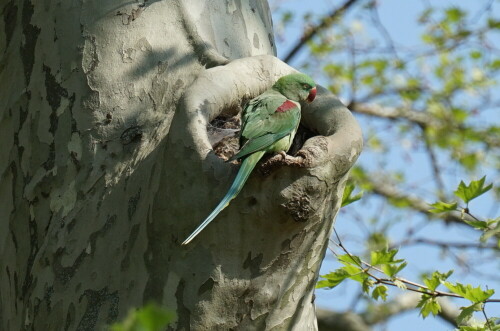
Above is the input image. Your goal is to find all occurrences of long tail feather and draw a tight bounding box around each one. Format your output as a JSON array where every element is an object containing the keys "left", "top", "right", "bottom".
[{"left": 181, "top": 151, "right": 265, "bottom": 245}]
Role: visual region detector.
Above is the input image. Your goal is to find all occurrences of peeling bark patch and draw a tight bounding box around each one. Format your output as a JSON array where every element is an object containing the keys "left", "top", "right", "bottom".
[
  {"left": 9, "top": 227, "right": 18, "bottom": 252},
  {"left": 243, "top": 252, "right": 264, "bottom": 277},
  {"left": 89, "top": 214, "right": 117, "bottom": 255},
  {"left": 127, "top": 189, "right": 141, "bottom": 221},
  {"left": 281, "top": 194, "right": 311, "bottom": 222},
  {"left": 43, "top": 285, "right": 54, "bottom": 312},
  {"left": 42, "top": 65, "right": 67, "bottom": 170},
  {"left": 253, "top": 33, "right": 259, "bottom": 49},
  {"left": 120, "top": 126, "right": 143, "bottom": 145},
  {"left": 121, "top": 223, "right": 140, "bottom": 270},
  {"left": 175, "top": 279, "right": 191, "bottom": 330},
  {"left": 197, "top": 277, "right": 214, "bottom": 296},
  {"left": 268, "top": 33, "right": 274, "bottom": 48},
  {"left": 21, "top": 0, "right": 40, "bottom": 85},
  {"left": 21, "top": 218, "right": 38, "bottom": 299},
  {"left": 53, "top": 247, "right": 87, "bottom": 285},
  {"left": 19, "top": 104, "right": 29, "bottom": 132},
  {"left": 33, "top": 284, "right": 54, "bottom": 317},
  {"left": 82, "top": 36, "right": 99, "bottom": 73},
  {"left": 143, "top": 212, "right": 168, "bottom": 304},
  {"left": 14, "top": 272, "right": 19, "bottom": 310},
  {"left": 43, "top": 142, "right": 55, "bottom": 170},
  {"left": 281, "top": 238, "right": 291, "bottom": 251},
  {"left": 116, "top": 6, "right": 144, "bottom": 25},
  {"left": 64, "top": 303, "right": 75, "bottom": 331},
  {"left": 2, "top": 0, "right": 17, "bottom": 49},
  {"left": 76, "top": 287, "right": 119, "bottom": 330},
  {"left": 5, "top": 266, "right": 11, "bottom": 288},
  {"left": 9, "top": 162, "right": 18, "bottom": 215},
  {"left": 43, "top": 64, "right": 69, "bottom": 115}
]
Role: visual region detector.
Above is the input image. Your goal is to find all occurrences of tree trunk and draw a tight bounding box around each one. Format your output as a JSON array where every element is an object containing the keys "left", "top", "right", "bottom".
[{"left": 0, "top": 1, "right": 362, "bottom": 330}]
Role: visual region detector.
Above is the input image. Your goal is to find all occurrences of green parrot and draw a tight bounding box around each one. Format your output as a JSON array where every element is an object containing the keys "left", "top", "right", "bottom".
[{"left": 182, "top": 73, "right": 317, "bottom": 245}]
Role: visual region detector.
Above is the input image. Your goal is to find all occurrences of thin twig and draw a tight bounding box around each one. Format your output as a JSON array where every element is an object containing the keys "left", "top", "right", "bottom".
[
  {"left": 282, "top": 0, "right": 361, "bottom": 63},
  {"left": 391, "top": 237, "right": 498, "bottom": 250},
  {"left": 482, "top": 307, "right": 493, "bottom": 331},
  {"left": 421, "top": 127, "right": 446, "bottom": 198},
  {"left": 464, "top": 209, "right": 484, "bottom": 223}
]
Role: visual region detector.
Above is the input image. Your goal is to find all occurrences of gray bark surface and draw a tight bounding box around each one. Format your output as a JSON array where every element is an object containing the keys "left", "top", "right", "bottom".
[{"left": 0, "top": 1, "right": 362, "bottom": 330}]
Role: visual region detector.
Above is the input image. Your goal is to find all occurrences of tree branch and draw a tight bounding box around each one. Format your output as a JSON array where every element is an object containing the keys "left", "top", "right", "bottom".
[
  {"left": 361, "top": 293, "right": 462, "bottom": 327},
  {"left": 282, "top": 0, "right": 361, "bottom": 63},
  {"left": 369, "top": 178, "right": 475, "bottom": 225},
  {"left": 348, "top": 102, "right": 438, "bottom": 127},
  {"left": 350, "top": 102, "right": 500, "bottom": 147},
  {"left": 316, "top": 293, "right": 464, "bottom": 330},
  {"left": 317, "top": 309, "right": 372, "bottom": 331}
]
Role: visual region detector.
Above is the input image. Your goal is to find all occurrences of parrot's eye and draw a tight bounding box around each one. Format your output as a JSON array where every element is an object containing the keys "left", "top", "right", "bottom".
[{"left": 302, "top": 83, "right": 311, "bottom": 90}]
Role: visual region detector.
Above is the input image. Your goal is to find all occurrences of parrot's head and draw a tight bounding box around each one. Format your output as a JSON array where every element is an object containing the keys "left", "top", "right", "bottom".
[{"left": 273, "top": 73, "right": 317, "bottom": 103}]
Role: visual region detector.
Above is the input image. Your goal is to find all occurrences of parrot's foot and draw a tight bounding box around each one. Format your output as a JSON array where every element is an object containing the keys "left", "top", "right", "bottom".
[{"left": 259, "top": 151, "right": 310, "bottom": 175}]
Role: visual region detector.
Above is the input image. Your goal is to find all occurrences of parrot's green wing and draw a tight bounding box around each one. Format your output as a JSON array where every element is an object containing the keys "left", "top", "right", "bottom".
[{"left": 229, "top": 90, "right": 301, "bottom": 161}]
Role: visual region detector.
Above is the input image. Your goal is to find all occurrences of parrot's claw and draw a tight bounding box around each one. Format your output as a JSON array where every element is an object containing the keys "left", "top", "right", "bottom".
[{"left": 258, "top": 151, "right": 308, "bottom": 175}]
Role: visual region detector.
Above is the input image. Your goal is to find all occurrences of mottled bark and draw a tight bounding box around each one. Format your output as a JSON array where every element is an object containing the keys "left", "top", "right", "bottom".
[{"left": 0, "top": 1, "right": 361, "bottom": 330}]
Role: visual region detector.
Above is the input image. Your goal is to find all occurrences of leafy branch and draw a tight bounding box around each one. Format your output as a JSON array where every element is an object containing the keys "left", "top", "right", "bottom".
[
  {"left": 319, "top": 230, "right": 499, "bottom": 329},
  {"left": 325, "top": 177, "right": 499, "bottom": 330},
  {"left": 430, "top": 177, "right": 499, "bottom": 245}
]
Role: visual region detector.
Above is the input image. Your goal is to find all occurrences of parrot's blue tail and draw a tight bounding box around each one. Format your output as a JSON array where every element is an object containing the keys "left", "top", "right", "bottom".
[{"left": 181, "top": 151, "right": 265, "bottom": 245}]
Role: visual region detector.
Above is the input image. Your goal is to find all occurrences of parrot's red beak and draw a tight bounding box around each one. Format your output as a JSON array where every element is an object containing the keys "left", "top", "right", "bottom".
[{"left": 307, "top": 87, "right": 317, "bottom": 103}]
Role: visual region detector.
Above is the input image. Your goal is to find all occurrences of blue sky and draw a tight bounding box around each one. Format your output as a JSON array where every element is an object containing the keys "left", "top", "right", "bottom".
[{"left": 271, "top": 1, "right": 500, "bottom": 330}]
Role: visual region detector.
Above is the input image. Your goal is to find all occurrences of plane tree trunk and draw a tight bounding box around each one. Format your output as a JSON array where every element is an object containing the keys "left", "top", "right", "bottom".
[{"left": 0, "top": 1, "right": 362, "bottom": 330}]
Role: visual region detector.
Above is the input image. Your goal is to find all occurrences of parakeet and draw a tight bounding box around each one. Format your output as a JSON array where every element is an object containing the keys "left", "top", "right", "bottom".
[{"left": 182, "top": 73, "right": 317, "bottom": 245}]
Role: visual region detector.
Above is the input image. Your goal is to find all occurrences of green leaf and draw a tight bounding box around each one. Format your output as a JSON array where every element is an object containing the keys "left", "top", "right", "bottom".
[
  {"left": 342, "top": 264, "right": 367, "bottom": 283},
  {"left": 429, "top": 201, "right": 458, "bottom": 213},
  {"left": 480, "top": 220, "right": 500, "bottom": 243},
  {"left": 486, "top": 318, "right": 500, "bottom": 331},
  {"left": 370, "top": 249, "right": 403, "bottom": 266},
  {"left": 382, "top": 262, "right": 407, "bottom": 278},
  {"left": 422, "top": 270, "right": 453, "bottom": 291},
  {"left": 469, "top": 50, "right": 482, "bottom": 60},
  {"left": 341, "top": 182, "right": 363, "bottom": 207},
  {"left": 417, "top": 295, "right": 441, "bottom": 318},
  {"left": 367, "top": 232, "right": 390, "bottom": 251},
  {"left": 458, "top": 325, "right": 499, "bottom": 331},
  {"left": 362, "top": 278, "right": 375, "bottom": 294},
  {"left": 281, "top": 11, "right": 294, "bottom": 24},
  {"left": 338, "top": 254, "right": 362, "bottom": 267},
  {"left": 372, "top": 285, "right": 388, "bottom": 301},
  {"left": 464, "top": 219, "right": 490, "bottom": 230},
  {"left": 445, "top": 7, "right": 465, "bottom": 23},
  {"left": 111, "top": 303, "right": 175, "bottom": 331},
  {"left": 393, "top": 279, "right": 407, "bottom": 290},
  {"left": 490, "top": 59, "right": 500, "bottom": 70},
  {"left": 454, "top": 176, "right": 493, "bottom": 204},
  {"left": 370, "top": 249, "right": 406, "bottom": 277},
  {"left": 488, "top": 18, "right": 500, "bottom": 29},
  {"left": 456, "top": 302, "right": 482, "bottom": 325},
  {"left": 316, "top": 269, "right": 351, "bottom": 289},
  {"left": 442, "top": 282, "right": 495, "bottom": 303}
]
